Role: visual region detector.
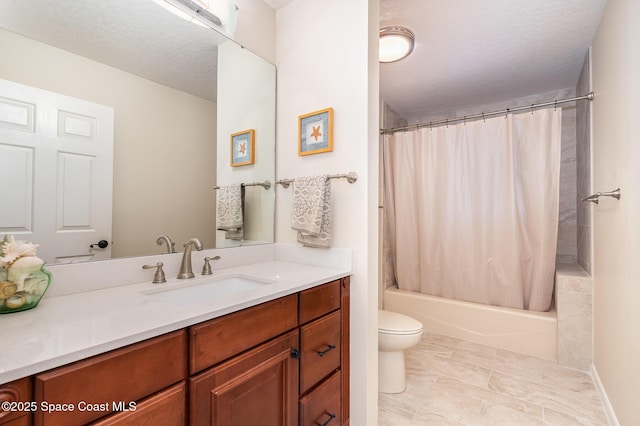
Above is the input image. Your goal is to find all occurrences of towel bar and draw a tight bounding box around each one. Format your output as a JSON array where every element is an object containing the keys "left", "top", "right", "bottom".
[
  {"left": 213, "top": 180, "right": 271, "bottom": 190},
  {"left": 276, "top": 172, "right": 358, "bottom": 188}
]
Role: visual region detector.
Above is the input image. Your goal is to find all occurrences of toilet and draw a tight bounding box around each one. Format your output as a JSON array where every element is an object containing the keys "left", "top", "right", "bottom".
[{"left": 378, "top": 310, "right": 424, "bottom": 393}]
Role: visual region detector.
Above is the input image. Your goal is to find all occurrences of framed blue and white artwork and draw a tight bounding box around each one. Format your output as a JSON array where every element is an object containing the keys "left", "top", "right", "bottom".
[
  {"left": 298, "top": 107, "right": 333, "bottom": 156},
  {"left": 230, "top": 129, "right": 255, "bottom": 166}
]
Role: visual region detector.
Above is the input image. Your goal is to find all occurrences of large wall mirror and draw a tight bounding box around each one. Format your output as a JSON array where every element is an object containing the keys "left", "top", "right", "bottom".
[{"left": 0, "top": 0, "right": 276, "bottom": 264}]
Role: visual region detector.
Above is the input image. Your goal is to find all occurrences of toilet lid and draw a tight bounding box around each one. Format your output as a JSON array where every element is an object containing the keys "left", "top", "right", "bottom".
[{"left": 379, "top": 310, "right": 423, "bottom": 335}]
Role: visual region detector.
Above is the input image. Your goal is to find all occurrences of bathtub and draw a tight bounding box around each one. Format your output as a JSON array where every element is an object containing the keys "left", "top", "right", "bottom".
[{"left": 383, "top": 286, "right": 557, "bottom": 360}]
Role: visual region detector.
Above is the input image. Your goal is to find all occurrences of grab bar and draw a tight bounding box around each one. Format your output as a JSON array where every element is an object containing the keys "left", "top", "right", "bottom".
[{"left": 581, "top": 188, "right": 621, "bottom": 204}]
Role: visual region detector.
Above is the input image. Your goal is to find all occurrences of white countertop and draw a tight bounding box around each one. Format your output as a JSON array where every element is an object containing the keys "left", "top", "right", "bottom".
[{"left": 0, "top": 256, "right": 351, "bottom": 384}]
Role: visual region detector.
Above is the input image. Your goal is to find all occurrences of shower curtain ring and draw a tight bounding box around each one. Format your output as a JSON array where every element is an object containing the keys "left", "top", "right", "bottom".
[
  {"left": 463, "top": 116, "right": 466, "bottom": 126},
  {"left": 505, "top": 108, "right": 509, "bottom": 119},
  {"left": 446, "top": 119, "right": 449, "bottom": 128},
  {"left": 554, "top": 100, "right": 557, "bottom": 111},
  {"left": 531, "top": 104, "right": 535, "bottom": 115},
  {"left": 429, "top": 122, "right": 433, "bottom": 131},
  {"left": 482, "top": 113, "right": 485, "bottom": 123}
]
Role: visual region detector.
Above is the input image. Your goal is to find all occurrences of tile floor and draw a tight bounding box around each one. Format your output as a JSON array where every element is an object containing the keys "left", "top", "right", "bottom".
[{"left": 378, "top": 332, "right": 609, "bottom": 425}]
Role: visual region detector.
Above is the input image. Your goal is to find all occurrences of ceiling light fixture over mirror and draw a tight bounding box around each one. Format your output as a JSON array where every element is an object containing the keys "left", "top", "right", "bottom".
[
  {"left": 152, "top": 0, "right": 238, "bottom": 37},
  {"left": 379, "top": 26, "right": 415, "bottom": 63}
]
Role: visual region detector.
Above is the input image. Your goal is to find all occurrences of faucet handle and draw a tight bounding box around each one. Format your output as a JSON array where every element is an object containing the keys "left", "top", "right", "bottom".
[
  {"left": 142, "top": 262, "right": 166, "bottom": 283},
  {"left": 202, "top": 256, "right": 221, "bottom": 275}
]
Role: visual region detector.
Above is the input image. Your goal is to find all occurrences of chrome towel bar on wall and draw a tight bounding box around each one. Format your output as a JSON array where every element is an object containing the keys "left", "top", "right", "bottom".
[
  {"left": 582, "top": 188, "right": 621, "bottom": 204},
  {"left": 276, "top": 172, "right": 358, "bottom": 188}
]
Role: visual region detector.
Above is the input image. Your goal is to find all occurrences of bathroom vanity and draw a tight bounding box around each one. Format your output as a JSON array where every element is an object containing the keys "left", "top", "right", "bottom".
[{"left": 0, "top": 246, "right": 352, "bottom": 426}]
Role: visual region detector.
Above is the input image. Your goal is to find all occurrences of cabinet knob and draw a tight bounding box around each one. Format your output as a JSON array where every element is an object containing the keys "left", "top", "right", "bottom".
[{"left": 290, "top": 348, "right": 301, "bottom": 359}]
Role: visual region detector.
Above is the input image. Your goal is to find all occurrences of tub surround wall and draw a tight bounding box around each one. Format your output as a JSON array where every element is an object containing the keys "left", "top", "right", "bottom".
[
  {"left": 555, "top": 263, "right": 593, "bottom": 370},
  {"left": 576, "top": 54, "right": 592, "bottom": 274},
  {"left": 379, "top": 101, "right": 407, "bottom": 307}
]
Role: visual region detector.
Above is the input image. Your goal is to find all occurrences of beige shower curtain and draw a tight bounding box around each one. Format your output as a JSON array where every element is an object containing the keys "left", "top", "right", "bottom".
[{"left": 383, "top": 108, "right": 561, "bottom": 311}]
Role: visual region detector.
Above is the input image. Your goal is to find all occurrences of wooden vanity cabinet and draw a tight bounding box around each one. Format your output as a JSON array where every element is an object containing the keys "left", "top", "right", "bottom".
[
  {"left": 0, "top": 377, "right": 32, "bottom": 425},
  {"left": 189, "top": 277, "right": 350, "bottom": 426},
  {"left": 34, "top": 330, "right": 187, "bottom": 426},
  {"left": 298, "top": 278, "right": 348, "bottom": 426},
  {"left": 1, "top": 276, "right": 351, "bottom": 426}
]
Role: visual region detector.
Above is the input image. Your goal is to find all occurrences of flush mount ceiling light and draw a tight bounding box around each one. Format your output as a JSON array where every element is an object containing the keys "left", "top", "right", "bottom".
[
  {"left": 152, "top": 0, "right": 237, "bottom": 37},
  {"left": 379, "top": 26, "right": 415, "bottom": 63}
]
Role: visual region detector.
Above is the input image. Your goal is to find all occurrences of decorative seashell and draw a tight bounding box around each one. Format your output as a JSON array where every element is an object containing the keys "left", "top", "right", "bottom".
[
  {"left": 0, "top": 236, "right": 39, "bottom": 266},
  {"left": 0, "top": 281, "right": 17, "bottom": 299},
  {"left": 5, "top": 292, "right": 26, "bottom": 309},
  {"left": 8, "top": 256, "right": 44, "bottom": 291},
  {"left": 24, "top": 276, "right": 48, "bottom": 296}
]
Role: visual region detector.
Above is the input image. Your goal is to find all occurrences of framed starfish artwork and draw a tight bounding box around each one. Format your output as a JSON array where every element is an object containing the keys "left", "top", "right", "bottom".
[
  {"left": 230, "top": 129, "right": 255, "bottom": 166},
  {"left": 298, "top": 107, "right": 333, "bottom": 156}
]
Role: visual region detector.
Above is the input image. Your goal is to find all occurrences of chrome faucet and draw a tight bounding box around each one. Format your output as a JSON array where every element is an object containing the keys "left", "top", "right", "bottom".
[
  {"left": 156, "top": 234, "right": 176, "bottom": 254},
  {"left": 177, "top": 238, "right": 203, "bottom": 279}
]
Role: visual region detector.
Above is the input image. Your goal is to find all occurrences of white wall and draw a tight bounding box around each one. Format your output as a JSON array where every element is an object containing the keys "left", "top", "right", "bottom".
[
  {"left": 275, "top": 0, "right": 379, "bottom": 423},
  {"left": 591, "top": 0, "right": 640, "bottom": 424},
  {"left": 216, "top": 40, "right": 276, "bottom": 246},
  {"left": 0, "top": 28, "right": 217, "bottom": 257}
]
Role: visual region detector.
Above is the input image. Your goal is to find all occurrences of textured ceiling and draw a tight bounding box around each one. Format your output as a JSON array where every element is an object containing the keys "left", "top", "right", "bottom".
[
  {"left": 380, "top": 0, "right": 607, "bottom": 123},
  {"left": 0, "top": 0, "right": 230, "bottom": 102}
]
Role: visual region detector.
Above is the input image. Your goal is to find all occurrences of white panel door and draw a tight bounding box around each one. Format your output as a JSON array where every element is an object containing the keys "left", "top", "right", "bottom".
[{"left": 0, "top": 79, "right": 114, "bottom": 263}]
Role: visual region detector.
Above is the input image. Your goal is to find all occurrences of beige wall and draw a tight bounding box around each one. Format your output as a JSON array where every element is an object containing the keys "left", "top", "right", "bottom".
[
  {"left": 0, "top": 28, "right": 217, "bottom": 258},
  {"left": 275, "top": 0, "right": 379, "bottom": 423},
  {"left": 591, "top": 0, "right": 640, "bottom": 423}
]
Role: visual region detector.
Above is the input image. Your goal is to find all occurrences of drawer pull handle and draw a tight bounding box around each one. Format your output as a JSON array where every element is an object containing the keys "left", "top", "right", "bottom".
[
  {"left": 316, "top": 344, "right": 336, "bottom": 357},
  {"left": 316, "top": 412, "right": 336, "bottom": 426}
]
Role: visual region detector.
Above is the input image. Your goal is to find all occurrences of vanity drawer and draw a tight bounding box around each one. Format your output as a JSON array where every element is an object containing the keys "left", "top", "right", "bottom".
[
  {"left": 0, "top": 377, "right": 32, "bottom": 425},
  {"left": 189, "top": 294, "right": 298, "bottom": 373},
  {"left": 89, "top": 382, "right": 185, "bottom": 426},
  {"left": 34, "top": 330, "right": 187, "bottom": 426},
  {"left": 299, "top": 371, "right": 341, "bottom": 426},
  {"left": 299, "top": 311, "right": 341, "bottom": 394},
  {"left": 299, "top": 280, "right": 340, "bottom": 325}
]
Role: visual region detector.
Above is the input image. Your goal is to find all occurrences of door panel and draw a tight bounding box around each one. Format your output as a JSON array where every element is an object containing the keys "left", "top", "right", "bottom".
[{"left": 0, "top": 79, "right": 113, "bottom": 263}]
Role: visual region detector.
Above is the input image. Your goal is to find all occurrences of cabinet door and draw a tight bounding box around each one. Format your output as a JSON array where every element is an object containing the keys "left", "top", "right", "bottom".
[
  {"left": 88, "top": 382, "right": 185, "bottom": 426},
  {"left": 190, "top": 331, "right": 299, "bottom": 426},
  {"left": 0, "top": 377, "right": 31, "bottom": 425}
]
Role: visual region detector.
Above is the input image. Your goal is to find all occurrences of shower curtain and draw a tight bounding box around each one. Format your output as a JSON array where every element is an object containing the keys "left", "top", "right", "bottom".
[{"left": 383, "top": 108, "right": 561, "bottom": 311}]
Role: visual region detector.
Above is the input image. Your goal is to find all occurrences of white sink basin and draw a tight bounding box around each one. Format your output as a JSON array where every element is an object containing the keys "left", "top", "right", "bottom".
[{"left": 141, "top": 274, "right": 275, "bottom": 306}]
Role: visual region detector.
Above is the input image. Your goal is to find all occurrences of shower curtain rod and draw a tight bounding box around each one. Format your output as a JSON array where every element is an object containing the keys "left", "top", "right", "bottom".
[{"left": 379, "top": 91, "right": 594, "bottom": 135}]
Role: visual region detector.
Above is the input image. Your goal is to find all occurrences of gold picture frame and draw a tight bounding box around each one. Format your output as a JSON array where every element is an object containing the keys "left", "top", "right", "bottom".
[
  {"left": 298, "top": 107, "right": 333, "bottom": 156},
  {"left": 230, "top": 129, "right": 255, "bottom": 167}
]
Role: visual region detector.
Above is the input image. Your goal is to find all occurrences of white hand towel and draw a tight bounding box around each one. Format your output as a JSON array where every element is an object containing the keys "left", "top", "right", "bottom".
[
  {"left": 216, "top": 184, "right": 245, "bottom": 240},
  {"left": 291, "top": 175, "right": 332, "bottom": 248}
]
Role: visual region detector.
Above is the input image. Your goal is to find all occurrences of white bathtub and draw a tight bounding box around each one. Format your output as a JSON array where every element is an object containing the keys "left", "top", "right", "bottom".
[{"left": 383, "top": 286, "right": 557, "bottom": 360}]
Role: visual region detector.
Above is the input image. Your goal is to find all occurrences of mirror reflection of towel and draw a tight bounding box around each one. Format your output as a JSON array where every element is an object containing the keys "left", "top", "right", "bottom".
[
  {"left": 216, "top": 184, "right": 245, "bottom": 240},
  {"left": 291, "top": 175, "right": 332, "bottom": 248}
]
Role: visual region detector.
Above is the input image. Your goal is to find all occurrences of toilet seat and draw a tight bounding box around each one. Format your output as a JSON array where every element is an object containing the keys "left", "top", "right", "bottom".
[{"left": 378, "top": 310, "right": 423, "bottom": 335}]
